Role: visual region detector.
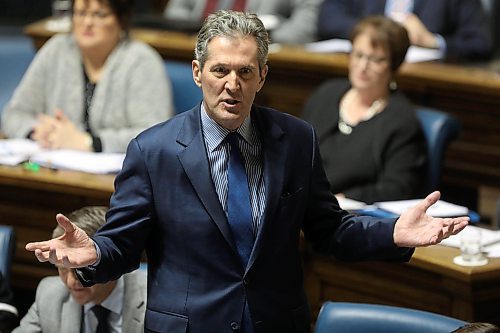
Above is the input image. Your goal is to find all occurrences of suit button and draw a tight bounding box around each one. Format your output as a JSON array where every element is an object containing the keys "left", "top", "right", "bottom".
[
  {"left": 230, "top": 321, "right": 240, "bottom": 331},
  {"left": 243, "top": 277, "right": 250, "bottom": 285}
]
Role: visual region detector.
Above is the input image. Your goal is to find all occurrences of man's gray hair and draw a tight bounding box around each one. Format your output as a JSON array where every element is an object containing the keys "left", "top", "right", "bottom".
[
  {"left": 195, "top": 10, "right": 270, "bottom": 71},
  {"left": 52, "top": 206, "right": 107, "bottom": 238}
]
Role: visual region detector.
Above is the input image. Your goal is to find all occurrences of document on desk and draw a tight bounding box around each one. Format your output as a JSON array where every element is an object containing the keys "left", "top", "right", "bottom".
[
  {"left": 0, "top": 139, "right": 41, "bottom": 166},
  {"left": 375, "top": 199, "right": 469, "bottom": 217},
  {"left": 305, "top": 39, "right": 443, "bottom": 63},
  {"left": 31, "top": 150, "right": 125, "bottom": 174},
  {"left": 440, "top": 225, "right": 500, "bottom": 257},
  {"left": 0, "top": 139, "right": 125, "bottom": 174},
  {"left": 336, "top": 196, "right": 367, "bottom": 210}
]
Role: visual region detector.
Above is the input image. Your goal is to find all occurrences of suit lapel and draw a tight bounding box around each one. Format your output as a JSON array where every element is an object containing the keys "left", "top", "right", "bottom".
[
  {"left": 246, "top": 108, "right": 286, "bottom": 271},
  {"left": 60, "top": 296, "right": 82, "bottom": 333},
  {"left": 122, "top": 272, "right": 146, "bottom": 333},
  {"left": 177, "top": 107, "right": 238, "bottom": 253}
]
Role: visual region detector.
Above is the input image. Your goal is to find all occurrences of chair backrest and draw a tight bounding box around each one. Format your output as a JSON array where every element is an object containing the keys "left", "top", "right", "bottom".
[
  {"left": 0, "top": 35, "right": 34, "bottom": 114},
  {"left": 314, "top": 301, "right": 466, "bottom": 333},
  {"left": 0, "top": 225, "right": 15, "bottom": 287},
  {"left": 416, "top": 107, "right": 461, "bottom": 192},
  {"left": 164, "top": 60, "right": 203, "bottom": 114}
]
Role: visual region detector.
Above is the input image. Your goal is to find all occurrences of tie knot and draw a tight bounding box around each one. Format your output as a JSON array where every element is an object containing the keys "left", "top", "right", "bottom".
[
  {"left": 226, "top": 132, "right": 240, "bottom": 147},
  {"left": 92, "top": 305, "right": 110, "bottom": 333}
]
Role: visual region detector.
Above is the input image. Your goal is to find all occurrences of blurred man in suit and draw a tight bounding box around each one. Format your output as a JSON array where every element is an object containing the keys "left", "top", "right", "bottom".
[
  {"left": 317, "top": 0, "right": 493, "bottom": 60},
  {"left": 163, "top": 0, "right": 321, "bottom": 44},
  {"left": 14, "top": 207, "right": 146, "bottom": 333}
]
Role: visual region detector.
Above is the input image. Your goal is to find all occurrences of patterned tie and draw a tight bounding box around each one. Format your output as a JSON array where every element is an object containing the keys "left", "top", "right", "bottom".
[
  {"left": 226, "top": 132, "right": 255, "bottom": 266},
  {"left": 92, "top": 305, "right": 111, "bottom": 333}
]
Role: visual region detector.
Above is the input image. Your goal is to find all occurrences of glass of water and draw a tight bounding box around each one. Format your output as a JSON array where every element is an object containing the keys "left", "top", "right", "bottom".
[{"left": 459, "top": 227, "right": 487, "bottom": 265}]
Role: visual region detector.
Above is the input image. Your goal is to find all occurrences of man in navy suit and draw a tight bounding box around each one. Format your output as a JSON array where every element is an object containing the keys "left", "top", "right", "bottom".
[
  {"left": 317, "top": 0, "right": 493, "bottom": 60},
  {"left": 27, "top": 10, "right": 468, "bottom": 333}
]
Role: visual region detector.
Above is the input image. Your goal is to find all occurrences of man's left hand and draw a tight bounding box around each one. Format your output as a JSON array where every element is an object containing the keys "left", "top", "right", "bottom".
[{"left": 393, "top": 191, "right": 469, "bottom": 247}]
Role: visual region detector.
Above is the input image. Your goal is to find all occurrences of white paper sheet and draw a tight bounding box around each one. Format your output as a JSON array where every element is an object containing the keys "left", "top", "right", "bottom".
[
  {"left": 0, "top": 139, "right": 42, "bottom": 166},
  {"left": 304, "top": 39, "right": 444, "bottom": 63},
  {"left": 336, "top": 196, "right": 367, "bottom": 210},
  {"left": 375, "top": 199, "right": 469, "bottom": 217},
  {"left": 0, "top": 139, "right": 125, "bottom": 174},
  {"left": 31, "top": 150, "right": 125, "bottom": 174}
]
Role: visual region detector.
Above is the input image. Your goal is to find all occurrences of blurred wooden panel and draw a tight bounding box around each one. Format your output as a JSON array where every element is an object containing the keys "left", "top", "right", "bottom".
[{"left": 303, "top": 244, "right": 500, "bottom": 324}]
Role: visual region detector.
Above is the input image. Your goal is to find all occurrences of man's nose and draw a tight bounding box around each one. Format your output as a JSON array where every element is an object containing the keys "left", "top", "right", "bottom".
[
  {"left": 67, "top": 270, "right": 83, "bottom": 288},
  {"left": 225, "top": 72, "right": 240, "bottom": 91}
]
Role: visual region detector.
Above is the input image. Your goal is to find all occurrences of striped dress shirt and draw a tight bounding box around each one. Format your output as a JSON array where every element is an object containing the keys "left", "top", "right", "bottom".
[{"left": 201, "top": 105, "right": 266, "bottom": 235}]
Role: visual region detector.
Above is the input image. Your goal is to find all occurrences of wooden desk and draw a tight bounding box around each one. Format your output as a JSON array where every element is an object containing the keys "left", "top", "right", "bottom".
[
  {"left": 0, "top": 165, "right": 114, "bottom": 289},
  {"left": 23, "top": 19, "right": 500, "bottom": 210},
  {"left": 303, "top": 244, "right": 500, "bottom": 324}
]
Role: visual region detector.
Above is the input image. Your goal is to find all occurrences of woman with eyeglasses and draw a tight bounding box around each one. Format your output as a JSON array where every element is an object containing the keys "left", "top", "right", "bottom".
[
  {"left": 1, "top": 0, "right": 173, "bottom": 153},
  {"left": 302, "top": 16, "right": 427, "bottom": 204}
]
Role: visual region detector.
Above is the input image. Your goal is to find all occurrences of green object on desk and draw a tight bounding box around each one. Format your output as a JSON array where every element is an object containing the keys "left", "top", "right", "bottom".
[{"left": 23, "top": 161, "right": 40, "bottom": 172}]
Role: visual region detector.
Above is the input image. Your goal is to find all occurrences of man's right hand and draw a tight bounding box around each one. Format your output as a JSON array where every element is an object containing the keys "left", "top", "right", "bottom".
[{"left": 26, "top": 213, "right": 98, "bottom": 268}]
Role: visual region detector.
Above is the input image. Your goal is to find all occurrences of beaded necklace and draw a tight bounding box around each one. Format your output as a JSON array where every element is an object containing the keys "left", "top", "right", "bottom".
[{"left": 338, "top": 90, "right": 386, "bottom": 135}]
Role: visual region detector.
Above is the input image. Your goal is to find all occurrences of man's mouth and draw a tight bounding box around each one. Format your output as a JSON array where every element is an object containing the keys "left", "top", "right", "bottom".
[{"left": 223, "top": 99, "right": 240, "bottom": 106}]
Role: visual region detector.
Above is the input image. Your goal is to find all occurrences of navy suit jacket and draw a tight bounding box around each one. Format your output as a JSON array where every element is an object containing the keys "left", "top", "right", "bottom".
[
  {"left": 82, "top": 104, "right": 412, "bottom": 333},
  {"left": 317, "top": 0, "right": 492, "bottom": 60}
]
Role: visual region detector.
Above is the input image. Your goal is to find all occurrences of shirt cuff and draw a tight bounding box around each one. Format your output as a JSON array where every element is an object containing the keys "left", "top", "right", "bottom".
[
  {"left": 91, "top": 239, "right": 101, "bottom": 267},
  {"left": 435, "top": 33, "right": 447, "bottom": 57}
]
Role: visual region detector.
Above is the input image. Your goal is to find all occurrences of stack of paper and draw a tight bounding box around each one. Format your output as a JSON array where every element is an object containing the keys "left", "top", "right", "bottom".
[
  {"left": 0, "top": 139, "right": 124, "bottom": 174},
  {"left": 375, "top": 199, "right": 468, "bottom": 217},
  {"left": 305, "top": 38, "right": 444, "bottom": 63},
  {"left": 0, "top": 139, "right": 41, "bottom": 166},
  {"left": 31, "top": 150, "right": 125, "bottom": 174}
]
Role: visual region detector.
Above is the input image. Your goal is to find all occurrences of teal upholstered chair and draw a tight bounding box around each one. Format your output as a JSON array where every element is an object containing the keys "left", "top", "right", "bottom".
[
  {"left": 164, "top": 60, "right": 203, "bottom": 114},
  {"left": 0, "top": 35, "right": 34, "bottom": 114},
  {"left": 416, "top": 107, "right": 461, "bottom": 193},
  {"left": 314, "top": 301, "right": 466, "bottom": 333},
  {"left": 0, "top": 225, "right": 15, "bottom": 287}
]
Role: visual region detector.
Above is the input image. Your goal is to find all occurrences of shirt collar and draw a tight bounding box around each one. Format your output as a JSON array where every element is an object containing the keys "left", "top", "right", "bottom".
[
  {"left": 83, "top": 276, "right": 124, "bottom": 316},
  {"left": 200, "top": 103, "right": 254, "bottom": 152}
]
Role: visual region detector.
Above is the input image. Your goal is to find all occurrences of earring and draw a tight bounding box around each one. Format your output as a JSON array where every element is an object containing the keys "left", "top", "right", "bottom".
[{"left": 389, "top": 80, "right": 398, "bottom": 91}]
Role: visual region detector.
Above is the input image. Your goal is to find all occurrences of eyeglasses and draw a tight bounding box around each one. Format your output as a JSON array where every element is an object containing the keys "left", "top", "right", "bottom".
[
  {"left": 72, "top": 9, "right": 112, "bottom": 24},
  {"left": 350, "top": 50, "right": 388, "bottom": 68}
]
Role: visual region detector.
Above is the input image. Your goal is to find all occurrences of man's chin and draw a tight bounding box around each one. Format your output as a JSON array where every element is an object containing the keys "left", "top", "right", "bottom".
[{"left": 71, "top": 292, "right": 90, "bottom": 305}]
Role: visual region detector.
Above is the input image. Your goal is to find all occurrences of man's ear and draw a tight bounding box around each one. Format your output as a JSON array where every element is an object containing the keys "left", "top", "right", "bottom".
[
  {"left": 192, "top": 60, "right": 202, "bottom": 88},
  {"left": 257, "top": 64, "right": 268, "bottom": 92}
]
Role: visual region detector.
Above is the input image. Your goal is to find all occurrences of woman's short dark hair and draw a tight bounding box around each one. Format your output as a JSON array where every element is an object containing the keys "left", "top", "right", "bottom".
[
  {"left": 350, "top": 16, "right": 410, "bottom": 72},
  {"left": 72, "top": 0, "right": 133, "bottom": 31}
]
